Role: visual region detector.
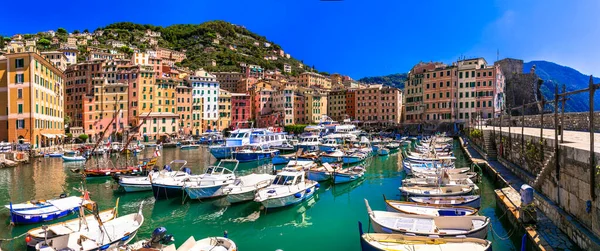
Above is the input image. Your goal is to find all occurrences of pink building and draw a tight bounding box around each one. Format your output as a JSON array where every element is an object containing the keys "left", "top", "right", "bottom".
[
  {"left": 231, "top": 93, "right": 251, "bottom": 126},
  {"left": 251, "top": 88, "right": 273, "bottom": 126}
]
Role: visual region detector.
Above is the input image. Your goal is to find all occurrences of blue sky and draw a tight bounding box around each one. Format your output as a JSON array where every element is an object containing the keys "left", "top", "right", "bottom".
[{"left": 1, "top": 0, "right": 598, "bottom": 79}]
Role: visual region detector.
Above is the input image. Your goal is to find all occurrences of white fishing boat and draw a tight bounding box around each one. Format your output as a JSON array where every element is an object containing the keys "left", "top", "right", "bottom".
[
  {"left": 35, "top": 202, "right": 145, "bottom": 251},
  {"left": 182, "top": 159, "right": 239, "bottom": 200},
  {"left": 178, "top": 236, "right": 237, "bottom": 251},
  {"left": 365, "top": 199, "right": 489, "bottom": 239},
  {"left": 151, "top": 160, "right": 195, "bottom": 199},
  {"left": 399, "top": 185, "right": 473, "bottom": 197},
  {"left": 296, "top": 134, "right": 321, "bottom": 152},
  {"left": 319, "top": 138, "right": 340, "bottom": 153},
  {"left": 307, "top": 162, "right": 341, "bottom": 182},
  {"left": 62, "top": 152, "right": 86, "bottom": 162},
  {"left": 223, "top": 173, "right": 275, "bottom": 203},
  {"left": 359, "top": 228, "right": 492, "bottom": 251},
  {"left": 254, "top": 169, "right": 319, "bottom": 209},
  {"left": 402, "top": 170, "right": 475, "bottom": 187},
  {"left": 209, "top": 127, "right": 287, "bottom": 159},
  {"left": 383, "top": 196, "right": 478, "bottom": 216},
  {"left": 377, "top": 148, "right": 389, "bottom": 156},
  {"left": 333, "top": 165, "right": 366, "bottom": 184},
  {"left": 25, "top": 201, "right": 118, "bottom": 249},
  {"left": 119, "top": 163, "right": 187, "bottom": 193},
  {"left": 284, "top": 160, "right": 318, "bottom": 171},
  {"left": 409, "top": 195, "right": 482, "bottom": 209},
  {"left": 179, "top": 140, "right": 200, "bottom": 149}
]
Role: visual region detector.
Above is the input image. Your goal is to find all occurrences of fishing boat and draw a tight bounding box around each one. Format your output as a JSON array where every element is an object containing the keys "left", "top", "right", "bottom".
[
  {"left": 83, "top": 165, "right": 139, "bottom": 178},
  {"left": 409, "top": 195, "right": 482, "bottom": 209},
  {"left": 232, "top": 145, "right": 279, "bottom": 162},
  {"left": 179, "top": 139, "right": 200, "bottom": 150},
  {"left": 46, "top": 151, "right": 63, "bottom": 157},
  {"left": 399, "top": 185, "right": 473, "bottom": 197},
  {"left": 119, "top": 164, "right": 183, "bottom": 192},
  {"left": 160, "top": 235, "right": 237, "bottom": 251},
  {"left": 333, "top": 165, "right": 366, "bottom": 184},
  {"left": 377, "top": 148, "right": 390, "bottom": 156},
  {"left": 35, "top": 202, "right": 145, "bottom": 251},
  {"left": 182, "top": 159, "right": 239, "bottom": 200},
  {"left": 271, "top": 140, "right": 296, "bottom": 153},
  {"left": 365, "top": 199, "right": 489, "bottom": 239},
  {"left": 307, "top": 162, "right": 340, "bottom": 182},
  {"left": 385, "top": 142, "right": 401, "bottom": 152},
  {"left": 383, "top": 196, "right": 478, "bottom": 216},
  {"left": 254, "top": 169, "right": 319, "bottom": 209},
  {"left": 25, "top": 201, "right": 118, "bottom": 249},
  {"left": 223, "top": 173, "right": 275, "bottom": 203},
  {"left": 358, "top": 222, "right": 492, "bottom": 251},
  {"left": 272, "top": 152, "right": 295, "bottom": 165},
  {"left": 61, "top": 152, "right": 86, "bottom": 162},
  {"left": 5, "top": 196, "right": 89, "bottom": 225},
  {"left": 284, "top": 160, "right": 318, "bottom": 171},
  {"left": 320, "top": 149, "right": 344, "bottom": 163},
  {"left": 199, "top": 131, "right": 225, "bottom": 145},
  {"left": 209, "top": 127, "right": 287, "bottom": 159},
  {"left": 319, "top": 138, "right": 340, "bottom": 153},
  {"left": 342, "top": 150, "right": 368, "bottom": 164}
]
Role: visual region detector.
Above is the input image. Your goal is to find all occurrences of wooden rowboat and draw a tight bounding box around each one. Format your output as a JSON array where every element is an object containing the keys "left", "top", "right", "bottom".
[{"left": 383, "top": 195, "right": 478, "bottom": 216}]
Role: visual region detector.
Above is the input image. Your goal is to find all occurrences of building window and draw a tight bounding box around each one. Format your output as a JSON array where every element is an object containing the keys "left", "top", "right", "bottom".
[
  {"left": 16, "top": 74, "right": 24, "bottom": 83},
  {"left": 15, "top": 58, "right": 24, "bottom": 68},
  {"left": 17, "top": 89, "right": 22, "bottom": 99},
  {"left": 17, "top": 104, "right": 23, "bottom": 114}
]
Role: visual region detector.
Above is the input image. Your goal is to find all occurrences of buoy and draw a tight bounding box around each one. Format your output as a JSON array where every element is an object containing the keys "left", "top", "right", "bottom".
[
  {"left": 294, "top": 193, "right": 302, "bottom": 198},
  {"left": 315, "top": 183, "right": 320, "bottom": 188}
]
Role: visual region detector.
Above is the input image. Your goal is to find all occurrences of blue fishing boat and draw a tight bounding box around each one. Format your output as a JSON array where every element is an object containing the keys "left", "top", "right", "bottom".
[
  {"left": 232, "top": 145, "right": 279, "bottom": 162},
  {"left": 377, "top": 148, "right": 390, "bottom": 156},
  {"left": 320, "top": 149, "right": 344, "bottom": 163},
  {"left": 5, "top": 196, "right": 87, "bottom": 225},
  {"left": 332, "top": 166, "right": 365, "bottom": 184}
]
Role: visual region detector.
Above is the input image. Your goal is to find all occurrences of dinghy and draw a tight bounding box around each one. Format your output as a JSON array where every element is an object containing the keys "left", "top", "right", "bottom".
[
  {"left": 62, "top": 154, "right": 86, "bottom": 162},
  {"left": 223, "top": 173, "right": 275, "bottom": 203},
  {"left": 255, "top": 169, "right": 319, "bottom": 209},
  {"left": 35, "top": 202, "right": 144, "bottom": 251},
  {"left": 377, "top": 148, "right": 390, "bottom": 156},
  {"left": 6, "top": 196, "right": 89, "bottom": 225},
  {"left": 383, "top": 196, "right": 478, "bottom": 216},
  {"left": 333, "top": 165, "right": 366, "bottom": 184},
  {"left": 399, "top": 185, "right": 472, "bottom": 197},
  {"left": 409, "top": 195, "right": 481, "bottom": 209},
  {"left": 365, "top": 199, "right": 489, "bottom": 239},
  {"left": 358, "top": 223, "right": 492, "bottom": 251},
  {"left": 320, "top": 149, "right": 344, "bottom": 163}
]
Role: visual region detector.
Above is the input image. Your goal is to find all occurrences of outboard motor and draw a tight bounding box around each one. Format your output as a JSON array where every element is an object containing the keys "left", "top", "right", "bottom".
[
  {"left": 144, "top": 227, "right": 174, "bottom": 248},
  {"left": 182, "top": 167, "right": 192, "bottom": 175},
  {"left": 163, "top": 165, "right": 172, "bottom": 172}
]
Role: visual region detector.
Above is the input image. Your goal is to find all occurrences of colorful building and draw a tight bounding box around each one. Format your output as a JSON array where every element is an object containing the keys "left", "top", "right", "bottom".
[
  {"left": 297, "top": 72, "right": 332, "bottom": 89},
  {"left": 327, "top": 89, "right": 347, "bottom": 121},
  {"left": 188, "top": 69, "right": 219, "bottom": 134},
  {"left": 0, "top": 49, "right": 65, "bottom": 147},
  {"left": 217, "top": 89, "right": 231, "bottom": 131},
  {"left": 176, "top": 79, "right": 193, "bottom": 135},
  {"left": 231, "top": 93, "right": 251, "bottom": 127}
]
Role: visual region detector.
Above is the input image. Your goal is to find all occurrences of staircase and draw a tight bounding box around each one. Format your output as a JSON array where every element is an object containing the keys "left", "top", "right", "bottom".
[
  {"left": 533, "top": 151, "right": 557, "bottom": 189},
  {"left": 483, "top": 130, "right": 497, "bottom": 160}
]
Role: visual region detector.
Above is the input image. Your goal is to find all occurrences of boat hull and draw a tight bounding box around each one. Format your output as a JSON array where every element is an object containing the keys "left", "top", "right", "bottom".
[
  {"left": 209, "top": 146, "right": 234, "bottom": 159},
  {"left": 184, "top": 184, "right": 228, "bottom": 200},
  {"left": 120, "top": 183, "right": 151, "bottom": 192},
  {"left": 152, "top": 184, "right": 184, "bottom": 200},
  {"left": 307, "top": 171, "right": 331, "bottom": 182},
  {"left": 409, "top": 196, "right": 482, "bottom": 209},
  {"left": 10, "top": 207, "right": 78, "bottom": 225},
  {"left": 342, "top": 156, "right": 363, "bottom": 164},
  {"left": 318, "top": 145, "right": 337, "bottom": 153},
  {"left": 370, "top": 217, "right": 488, "bottom": 239},
  {"left": 233, "top": 151, "right": 279, "bottom": 162},
  {"left": 226, "top": 190, "right": 256, "bottom": 204},
  {"left": 257, "top": 185, "right": 317, "bottom": 209},
  {"left": 333, "top": 172, "right": 364, "bottom": 184},
  {"left": 320, "top": 156, "right": 342, "bottom": 163},
  {"left": 272, "top": 155, "right": 291, "bottom": 165}
]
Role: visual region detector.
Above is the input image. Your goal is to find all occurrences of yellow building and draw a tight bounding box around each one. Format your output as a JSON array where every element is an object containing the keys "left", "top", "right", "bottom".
[
  {"left": 297, "top": 72, "right": 332, "bottom": 89},
  {"left": 0, "top": 48, "right": 65, "bottom": 147},
  {"left": 155, "top": 78, "right": 178, "bottom": 114},
  {"left": 217, "top": 89, "right": 232, "bottom": 131},
  {"left": 299, "top": 87, "right": 328, "bottom": 123}
]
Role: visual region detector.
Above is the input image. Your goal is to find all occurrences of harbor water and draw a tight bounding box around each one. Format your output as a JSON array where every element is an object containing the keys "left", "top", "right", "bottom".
[{"left": 0, "top": 140, "right": 518, "bottom": 250}]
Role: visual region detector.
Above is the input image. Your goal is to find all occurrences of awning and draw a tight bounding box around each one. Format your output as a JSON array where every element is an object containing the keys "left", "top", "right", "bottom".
[{"left": 42, "top": 134, "right": 55, "bottom": 139}]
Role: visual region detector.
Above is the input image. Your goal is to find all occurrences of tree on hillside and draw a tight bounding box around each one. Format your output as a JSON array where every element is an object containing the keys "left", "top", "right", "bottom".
[
  {"left": 38, "top": 38, "right": 51, "bottom": 48},
  {"left": 57, "top": 28, "right": 67, "bottom": 35},
  {"left": 73, "top": 30, "right": 80, "bottom": 34},
  {"left": 83, "top": 29, "right": 89, "bottom": 33}
]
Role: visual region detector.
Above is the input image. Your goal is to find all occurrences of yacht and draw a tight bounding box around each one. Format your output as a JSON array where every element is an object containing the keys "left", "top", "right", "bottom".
[
  {"left": 296, "top": 134, "right": 321, "bottom": 152},
  {"left": 209, "top": 128, "right": 286, "bottom": 159}
]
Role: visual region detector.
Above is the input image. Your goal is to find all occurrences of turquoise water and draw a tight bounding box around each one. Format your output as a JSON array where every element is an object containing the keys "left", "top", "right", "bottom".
[{"left": 0, "top": 141, "right": 518, "bottom": 250}]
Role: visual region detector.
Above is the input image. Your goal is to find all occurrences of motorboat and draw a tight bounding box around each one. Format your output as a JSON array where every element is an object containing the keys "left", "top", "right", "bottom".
[
  {"left": 409, "top": 195, "right": 482, "bottom": 209},
  {"left": 179, "top": 139, "right": 200, "bottom": 150},
  {"left": 254, "top": 169, "right": 319, "bottom": 209},
  {"left": 296, "top": 134, "right": 321, "bottom": 152},
  {"left": 399, "top": 185, "right": 473, "bottom": 197},
  {"left": 365, "top": 199, "right": 489, "bottom": 239},
  {"left": 150, "top": 160, "right": 194, "bottom": 199},
  {"left": 384, "top": 196, "right": 478, "bottom": 216},
  {"left": 223, "top": 173, "right": 275, "bottom": 203},
  {"left": 62, "top": 152, "right": 86, "bottom": 162},
  {"left": 46, "top": 151, "right": 63, "bottom": 157},
  {"left": 232, "top": 145, "right": 279, "bottom": 162},
  {"left": 209, "top": 128, "right": 287, "bottom": 159},
  {"left": 319, "top": 138, "right": 340, "bottom": 153},
  {"left": 199, "top": 131, "right": 225, "bottom": 145},
  {"left": 118, "top": 163, "right": 181, "bottom": 193},
  {"left": 182, "top": 159, "right": 239, "bottom": 200},
  {"left": 333, "top": 165, "right": 366, "bottom": 184},
  {"left": 307, "top": 162, "right": 340, "bottom": 182},
  {"left": 358, "top": 223, "right": 492, "bottom": 251},
  {"left": 5, "top": 196, "right": 89, "bottom": 225},
  {"left": 25, "top": 201, "right": 118, "bottom": 249},
  {"left": 35, "top": 202, "right": 144, "bottom": 251}
]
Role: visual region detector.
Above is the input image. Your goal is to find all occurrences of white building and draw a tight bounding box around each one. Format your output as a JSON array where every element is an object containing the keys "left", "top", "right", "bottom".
[
  {"left": 131, "top": 52, "right": 150, "bottom": 66},
  {"left": 188, "top": 69, "right": 220, "bottom": 131},
  {"left": 283, "top": 64, "right": 292, "bottom": 73}
]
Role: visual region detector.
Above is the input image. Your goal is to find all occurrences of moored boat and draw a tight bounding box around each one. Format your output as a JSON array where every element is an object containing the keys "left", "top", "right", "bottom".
[
  {"left": 409, "top": 195, "right": 482, "bottom": 209},
  {"left": 223, "top": 173, "right": 275, "bottom": 203},
  {"left": 254, "top": 169, "right": 319, "bottom": 209},
  {"left": 383, "top": 196, "right": 478, "bottom": 216},
  {"left": 306, "top": 162, "right": 340, "bottom": 182},
  {"left": 377, "top": 148, "right": 389, "bottom": 156},
  {"left": 358, "top": 222, "right": 492, "bottom": 251},
  {"left": 5, "top": 196, "right": 89, "bottom": 225},
  {"left": 399, "top": 185, "right": 473, "bottom": 197},
  {"left": 181, "top": 159, "right": 239, "bottom": 200},
  {"left": 232, "top": 145, "right": 279, "bottom": 162},
  {"left": 333, "top": 165, "right": 366, "bottom": 184},
  {"left": 365, "top": 199, "right": 489, "bottom": 239}
]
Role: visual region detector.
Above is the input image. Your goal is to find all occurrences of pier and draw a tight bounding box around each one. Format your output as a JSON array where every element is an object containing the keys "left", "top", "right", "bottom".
[{"left": 463, "top": 124, "right": 600, "bottom": 250}]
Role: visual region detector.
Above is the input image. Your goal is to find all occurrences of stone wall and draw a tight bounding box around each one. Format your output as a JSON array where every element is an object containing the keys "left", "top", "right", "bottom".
[
  {"left": 489, "top": 112, "right": 600, "bottom": 133},
  {"left": 488, "top": 129, "right": 600, "bottom": 245}
]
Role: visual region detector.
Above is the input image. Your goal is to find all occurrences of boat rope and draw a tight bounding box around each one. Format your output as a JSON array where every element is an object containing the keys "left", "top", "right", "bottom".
[
  {"left": 0, "top": 232, "right": 27, "bottom": 242},
  {"left": 489, "top": 221, "right": 518, "bottom": 241}
]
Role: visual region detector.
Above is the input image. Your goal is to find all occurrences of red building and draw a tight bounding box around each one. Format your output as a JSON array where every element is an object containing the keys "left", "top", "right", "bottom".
[
  {"left": 345, "top": 89, "right": 357, "bottom": 120},
  {"left": 231, "top": 93, "right": 251, "bottom": 126}
]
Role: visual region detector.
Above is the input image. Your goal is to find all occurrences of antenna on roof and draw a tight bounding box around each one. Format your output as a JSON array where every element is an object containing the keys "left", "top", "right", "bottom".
[{"left": 497, "top": 49, "right": 499, "bottom": 61}]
